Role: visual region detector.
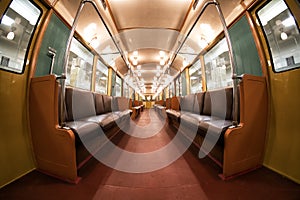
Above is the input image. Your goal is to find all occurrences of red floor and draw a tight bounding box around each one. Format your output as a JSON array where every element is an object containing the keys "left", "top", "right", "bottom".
[{"left": 0, "top": 109, "right": 299, "bottom": 199}]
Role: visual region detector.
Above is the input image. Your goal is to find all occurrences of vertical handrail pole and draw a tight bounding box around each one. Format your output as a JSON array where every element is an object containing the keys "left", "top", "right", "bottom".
[
  {"left": 60, "top": 0, "right": 126, "bottom": 127},
  {"left": 213, "top": 0, "right": 239, "bottom": 126},
  {"left": 60, "top": 0, "right": 87, "bottom": 127}
]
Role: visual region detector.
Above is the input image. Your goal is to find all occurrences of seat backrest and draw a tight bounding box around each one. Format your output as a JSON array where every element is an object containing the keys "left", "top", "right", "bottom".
[
  {"left": 165, "top": 98, "right": 171, "bottom": 109},
  {"left": 180, "top": 94, "right": 195, "bottom": 112},
  {"left": 170, "top": 96, "right": 180, "bottom": 111},
  {"left": 202, "top": 87, "right": 233, "bottom": 120},
  {"left": 194, "top": 92, "right": 205, "bottom": 114},
  {"left": 94, "top": 93, "right": 105, "bottom": 115},
  {"left": 65, "top": 87, "right": 96, "bottom": 121},
  {"left": 102, "top": 95, "right": 113, "bottom": 113},
  {"left": 133, "top": 100, "right": 140, "bottom": 107},
  {"left": 115, "top": 96, "right": 130, "bottom": 111}
]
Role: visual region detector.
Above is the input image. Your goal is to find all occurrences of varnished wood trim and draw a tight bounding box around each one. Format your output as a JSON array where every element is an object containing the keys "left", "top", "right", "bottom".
[
  {"left": 178, "top": 0, "right": 195, "bottom": 33},
  {"left": 105, "top": 0, "right": 120, "bottom": 32},
  {"left": 245, "top": 11, "right": 269, "bottom": 78}
]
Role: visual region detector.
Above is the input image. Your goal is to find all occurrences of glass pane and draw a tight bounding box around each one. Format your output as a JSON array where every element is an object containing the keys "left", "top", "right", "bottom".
[
  {"left": 175, "top": 77, "right": 181, "bottom": 96},
  {"left": 189, "top": 59, "right": 202, "bottom": 94},
  {"left": 123, "top": 82, "right": 130, "bottom": 98},
  {"left": 204, "top": 38, "right": 232, "bottom": 90},
  {"left": 169, "top": 81, "right": 175, "bottom": 97},
  {"left": 95, "top": 59, "right": 108, "bottom": 94},
  {"left": 66, "top": 38, "right": 93, "bottom": 90},
  {"left": 257, "top": 0, "right": 300, "bottom": 72},
  {"left": 115, "top": 75, "right": 122, "bottom": 97},
  {"left": 0, "top": 0, "right": 41, "bottom": 73}
]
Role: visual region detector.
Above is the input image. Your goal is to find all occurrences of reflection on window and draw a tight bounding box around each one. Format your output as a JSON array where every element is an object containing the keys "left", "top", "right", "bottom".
[
  {"left": 0, "top": 0, "right": 41, "bottom": 73},
  {"left": 115, "top": 75, "right": 122, "bottom": 97},
  {"left": 189, "top": 59, "right": 202, "bottom": 94},
  {"left": 169, "top": 81, "right": 175, "bottom": 97},
  {"left": 95, "top": 59, "right": 108, "bottom": 94},
  {"left": 123, "top": 82, "right": 130, "bottom": 98},
  {"left": 257, "top": 0, "right": 300, "bottom": 72},
  {"left": 66, "top": 38, "right": 93, "bottom": 90},
  {"left": 175, "top": 76, "right": 181, "bottom": 96},
  {"left": 204, "top": 38, "right": 232, "bottom": 90}
]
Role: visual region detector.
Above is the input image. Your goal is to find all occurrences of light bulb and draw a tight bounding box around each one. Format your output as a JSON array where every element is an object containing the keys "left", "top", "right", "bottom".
[
  {"left": 280, "top": 32, "right": 288, "bottom": 40},
  {"left": 7, "top": 31, "right": 14, "bottom": 40}
]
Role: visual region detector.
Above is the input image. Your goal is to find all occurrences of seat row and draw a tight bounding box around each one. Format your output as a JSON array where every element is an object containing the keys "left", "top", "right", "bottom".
[
  {"left": 29, "top": 75, "right": 136, "bottom": 183},
  {"left": 166, "top": 87, "right": 234, "bottom": 164},
  {"left": 64, "top": 87, "right": 133, "bottom": 167},
  {"left": 155, "top": 74, "right": 268, "bottom": 179}
]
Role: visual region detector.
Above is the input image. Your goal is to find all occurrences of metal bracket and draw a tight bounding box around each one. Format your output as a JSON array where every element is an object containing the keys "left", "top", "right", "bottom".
[{"left": 47, "top": 47, "right": 57, "bottom": 74}]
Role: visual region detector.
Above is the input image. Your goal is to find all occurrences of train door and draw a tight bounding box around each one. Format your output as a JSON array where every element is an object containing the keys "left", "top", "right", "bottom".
[
  {"left": 254, "top": 0, "right": 300, "bottom": 183},
  {"left": 0, "top": 0, "right": 46, "bottom": 187}
]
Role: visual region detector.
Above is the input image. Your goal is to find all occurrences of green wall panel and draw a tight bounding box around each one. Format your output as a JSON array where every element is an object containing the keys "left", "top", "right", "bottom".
[
  {"left": 229, "top": 15, "right": 263, "bottom": 76},
  {"left": 35, "top": 13, "right": 70, "bottom": 77}
]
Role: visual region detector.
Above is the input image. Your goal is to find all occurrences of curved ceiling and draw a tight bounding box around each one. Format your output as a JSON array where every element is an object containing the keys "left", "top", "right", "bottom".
[{"left": 54, "top": 0, "right": 255, "bottom": 96}]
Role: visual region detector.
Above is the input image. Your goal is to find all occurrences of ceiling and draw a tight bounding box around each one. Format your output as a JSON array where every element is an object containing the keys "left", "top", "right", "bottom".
[{"left": 54, "top": 0, "right": 255, "bottom": 97}]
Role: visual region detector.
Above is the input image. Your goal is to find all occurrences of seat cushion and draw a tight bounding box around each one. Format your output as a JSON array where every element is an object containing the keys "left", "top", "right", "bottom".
[
  {"left": 166, "top": 109, "right": 181, "bottom": 122},
  {"left": 86, "top": 114, "right": 116, "bottom": 130},
  {"left": 65, "top": 121, "right": 101, "bottom": 146}
]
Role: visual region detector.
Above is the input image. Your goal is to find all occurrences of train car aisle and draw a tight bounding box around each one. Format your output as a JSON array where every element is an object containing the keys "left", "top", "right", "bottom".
[{"left": 0, "top": 108, "right": 299, "bottom": 199}]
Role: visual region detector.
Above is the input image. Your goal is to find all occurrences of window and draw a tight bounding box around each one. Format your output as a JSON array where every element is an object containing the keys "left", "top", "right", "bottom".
[
  {"left": 189, "top": 59, "right": 203, "bottom": 94},
  {"left": 95, "top": 59, "right": 108, "bottom": 94},
  {"left": 169, "top": 81, "right": 175, "bottom": 97},
  {"left": 123, "top": 82, "right": 130, "bottom": 98},
  {"left": 0, "top": 0, "right": 41, "bottom": 73},
  {"left": 66, "top": 38, "right": 93, "bottom": 90},
  {"left": 257, "top": 0, "right": 300, "bottom": 72},
  {"left": 115, "top": 75, "right": 122, "bottom": 97},
  {"left": 175, "top": 76, "right": 181, "bottom": 96},
  {"left": 204, "top": 38, "right": 232, "bottom": 90}
]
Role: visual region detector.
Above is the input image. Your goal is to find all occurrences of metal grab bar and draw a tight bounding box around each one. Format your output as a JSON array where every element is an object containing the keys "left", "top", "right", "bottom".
[
  {"left": 213, "top": 0, "right": 239, "bottom": 126},
  {"left": 59, "top": 0, "right": 124, "bottom": 127},
  {"left": 59, "top": 0, "right": 240, "bottom": 128},
  {"left": 170, "top": 0, "right": 240, "bottom": 126},
  {"left": 47, "top": 46, "right": 56, "bottom": 74}
]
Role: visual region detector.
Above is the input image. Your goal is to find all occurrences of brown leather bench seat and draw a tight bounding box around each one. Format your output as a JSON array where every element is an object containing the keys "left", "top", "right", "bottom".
[
  {"left": 166, "top": 75, "right": 268, "bottom": 180},
  {"left": 166, "top": 87, "right": 234, "bottom": 162},
  {"left": 64, "top": 87, "right": 132, "bottom": 166}
]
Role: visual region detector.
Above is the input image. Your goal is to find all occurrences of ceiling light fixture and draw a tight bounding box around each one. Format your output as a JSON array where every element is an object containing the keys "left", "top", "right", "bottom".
[
  {"left": 133, "top": 50, "right": 138, "bottom": 57},
  {"left": 132, "top": 59, "right": 138, "bottom": 65},
  {"left": 280, "top": 32, "right": 288, "bottom": 40},
  {"left": 6, "top": 27, "right": 16, "bottom": 40},
  {"left": 159, "top": 50, "right": 165, "bottom": 57},
  {"left": 7, "top": 31, "right": 15, "bottom": 40}
]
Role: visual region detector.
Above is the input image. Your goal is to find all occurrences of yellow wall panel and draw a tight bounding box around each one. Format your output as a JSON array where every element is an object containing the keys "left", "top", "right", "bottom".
[
  {"left": 264, "top": 70, "right": 300, "bottom": 184},
  {"left": 0, "top": 70, "right": 35, "bottom": 188},
  {"left": 0, "top": 0, "right": 48, "bottom": 188}
]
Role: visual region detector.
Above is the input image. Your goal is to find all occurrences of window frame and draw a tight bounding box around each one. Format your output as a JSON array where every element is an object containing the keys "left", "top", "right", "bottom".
[
  {"left": 256, "top": 0, "right": 300, "bottom": 73},
  {"left": 0, "top": 0, "right": 43, "bottom": 74}
]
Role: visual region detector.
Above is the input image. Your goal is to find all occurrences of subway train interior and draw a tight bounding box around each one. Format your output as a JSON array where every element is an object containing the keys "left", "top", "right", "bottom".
[{"left": 0, "top": 0, "right": 300, "bottom": 199}]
